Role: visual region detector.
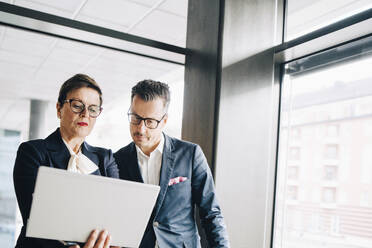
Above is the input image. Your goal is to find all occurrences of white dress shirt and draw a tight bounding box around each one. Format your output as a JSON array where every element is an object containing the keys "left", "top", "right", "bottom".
[
  {"left": 135, "top": 134, "right": 164, "bottom": 186},
  {"left": 62, "top": 138, "right": 98, "bottom": 174},
  {"left": 135, "top": 135, "right": 164, "bottom": 248}
]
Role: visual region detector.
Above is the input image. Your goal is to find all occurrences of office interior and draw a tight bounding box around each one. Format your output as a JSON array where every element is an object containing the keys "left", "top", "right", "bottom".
[{"left": 0, "top": 0, "right": 372, "bottom": 247}]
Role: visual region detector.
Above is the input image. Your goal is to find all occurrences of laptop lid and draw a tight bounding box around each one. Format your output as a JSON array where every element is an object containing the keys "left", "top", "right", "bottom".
[{"left": 26, "top": 166, "right": 160, "bottom": 247}]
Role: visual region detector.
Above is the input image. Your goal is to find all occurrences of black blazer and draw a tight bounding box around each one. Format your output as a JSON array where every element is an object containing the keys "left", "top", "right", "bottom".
[
  {"left": 13, "top": 128, "right": 119, "bottom": 248},
  {"left": 114, "top": 134, "right": 230, "bottom": 248}
]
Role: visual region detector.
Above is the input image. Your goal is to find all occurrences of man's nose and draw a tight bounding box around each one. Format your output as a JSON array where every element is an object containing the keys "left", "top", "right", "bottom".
[{"left": 138, "top": 119, "right": 147, "bottom": 131}]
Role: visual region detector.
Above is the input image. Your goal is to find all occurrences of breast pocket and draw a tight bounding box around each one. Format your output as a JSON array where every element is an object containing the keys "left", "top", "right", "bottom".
[
  {"left": 168, "top": 179, "right": 191, "bottom": 191},
  {"left": 166, "top": 179, "right": 192, "bottom": 204}
]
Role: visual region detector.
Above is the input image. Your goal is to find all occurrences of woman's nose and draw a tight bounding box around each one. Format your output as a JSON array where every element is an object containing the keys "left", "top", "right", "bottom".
[{"left": 80, "top": 107, "right": 88, "bottom": 117}]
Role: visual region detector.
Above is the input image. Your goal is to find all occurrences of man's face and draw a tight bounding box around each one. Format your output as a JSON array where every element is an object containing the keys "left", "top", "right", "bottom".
[{"left": 129, "top": 95, "right": 167, "bottom": 153}]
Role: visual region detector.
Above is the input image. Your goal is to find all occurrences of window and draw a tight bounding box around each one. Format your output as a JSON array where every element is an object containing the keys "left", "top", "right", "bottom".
[
  {"left": 274, "top": 35, "right": 372, "bottom": 248},
  {"left": 324, "top": 166, "right": 338, "bottom": 181},
  {"left": 0, "top": 7, "right": 186, "bottom": 247},
  {"left": 290, "top": 127, "right": 301, "bottom": 140},
  {"left": 289, "top": 147, "right": 301, "bottom": 160},
  {"left": 360, "top": 191, "right": 369, "bottom": 207},
  {"left": 286, "top": 0, "right": 372, "bottom": 41},
  {"left": 288, "top": 166, "right": 299, "bottom": 180},
  {"left": 322, "top": 187, "right": 337, "bottom": 203},
  {"left": 287, "top": 186, "right": 298, "bottom": 201},
  {"left": 324, "top": 145, "right": 339, "bottom": 160},
  {"left": 0, "top": 129, "right": 20, "bottom": 248},
  {"left": 326, "top": 124, "right": 339, "bottom": 137}
]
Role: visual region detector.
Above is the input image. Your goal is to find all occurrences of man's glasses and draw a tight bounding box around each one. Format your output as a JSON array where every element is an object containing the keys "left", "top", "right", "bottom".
[
  {"left": 127, "top": 113, "right": 166, "bottom": 129},
  {"left": 64, "top": 99, "right": 102, "bottom": 118}
]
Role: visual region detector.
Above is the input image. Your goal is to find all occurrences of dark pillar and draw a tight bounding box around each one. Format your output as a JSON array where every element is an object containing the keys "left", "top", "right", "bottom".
[
  {"left": 183, "top": 1, "right": 224, "bottom": 247},
  {"left": 182, "top": 0, "right": 223, "bottom": 171}
]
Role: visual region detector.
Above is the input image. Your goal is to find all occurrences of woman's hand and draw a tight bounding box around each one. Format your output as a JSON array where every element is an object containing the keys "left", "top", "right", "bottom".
[{"left": 69, "top": 229, "right": 120, "bottom": 248}]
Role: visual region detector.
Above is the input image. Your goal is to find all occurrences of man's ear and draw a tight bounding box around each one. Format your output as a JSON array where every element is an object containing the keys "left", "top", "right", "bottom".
[
  {"left": 56, "top": 102, "right": 61, "bottom": 119},
  {"left": 163, "top": 114, "right": 168, "bottom": 125}
]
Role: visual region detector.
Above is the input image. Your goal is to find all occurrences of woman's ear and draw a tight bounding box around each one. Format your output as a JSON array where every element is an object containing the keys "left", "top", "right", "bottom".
[{"left": 56, "top": 102, "right": 61, "bottom": 119}]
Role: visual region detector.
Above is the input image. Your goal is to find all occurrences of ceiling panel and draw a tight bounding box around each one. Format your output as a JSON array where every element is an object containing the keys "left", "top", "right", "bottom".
[
  {"left": 47, "top": 47, "right": 97, "bottom": 66},
  {"left": 0, "top": 0, "right": 13, "bottom": 4},
  {"left": 0, "top": 50, "right": 43, "bottom": 66},
  {"left": 0, "top": 60, "right": 35, "bottom": 79},
  {"left": 14, "top": 0, "right": 76, "bottom": 18},
  {"left": 0, "top": 80, "right": 24, "bottom": 98},
  {"left": 126, "top": 0, "right": 159, "bottom": 7},
  {"left": 129, "top": 9, "right": 187, "bottom": 44},
  {"left": 78, "top": 0, "right": 150, "bottom": 29},
  {"left": 17, "top": 0, "right": 85, "bottom": 12},
  {"left": 158, "top": 0, "right": 188, "bottom": 17},
  {"left": 56, "top": 39, "right": 102, "bottom": 56},
  {"left": 1, "top": 35, "right": 51, "bottom": 57},
  {"left": 5, "top": 27, "right": 55, "bottom": 45},
  {"left": 76, "top": 14, "right": 129, "bottom": 32},
  {"left": 102, "top": 49, "right": 178, "bottom": 71}
]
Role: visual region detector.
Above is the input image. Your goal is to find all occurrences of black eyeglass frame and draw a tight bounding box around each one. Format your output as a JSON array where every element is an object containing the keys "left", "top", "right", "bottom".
[
  {"left": 127, "top": 112, "right": 167, "bottom": 129},
  {"left": 63, "top": 99, "right": 102, "bottom": 118}
]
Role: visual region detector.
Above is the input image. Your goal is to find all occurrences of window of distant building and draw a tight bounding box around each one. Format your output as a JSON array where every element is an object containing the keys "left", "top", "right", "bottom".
[
  {"left": 324, "top": 144, "right": 339, "bottom": 160},
  {"left": 289, "top": 147, "right": 301, "bottom": 160},
  {"left": 287, "top": 166, "right": 299, "bottom": 180},
  {"left": 326, "top": 124, "right": 339, "bottom": 137},
  {"left": 322, "top": 187, "right": 337, "bottom": 203},
  {"left": 363, "top": 119, "right": 372, "bottom": 137},
  {"left": 330, "top": 215, "right": 340, "bottom": 234},
  {"left": 324, "top": 165, "right": 338, "bottom": 181},
  {"left": 287, "top": 185, "right": 298, "bottom": 200},
  {"left": 360, "top": 191, "right": 369, "bottom": 207},
  {"left": 290, "top": 127, "right": 301, "bottom": 140}
]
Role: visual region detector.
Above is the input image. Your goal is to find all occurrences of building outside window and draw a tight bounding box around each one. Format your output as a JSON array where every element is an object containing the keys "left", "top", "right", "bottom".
[{"left": 274, "top": 35, "right": 372, "bottom": 248}]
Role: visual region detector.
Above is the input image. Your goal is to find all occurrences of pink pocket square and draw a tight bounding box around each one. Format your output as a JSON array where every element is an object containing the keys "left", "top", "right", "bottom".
[{"left": 168, "top": 176, "right": 188, "bottom": 186}]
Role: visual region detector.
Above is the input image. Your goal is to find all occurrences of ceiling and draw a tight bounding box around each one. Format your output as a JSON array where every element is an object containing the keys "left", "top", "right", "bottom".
[{"left": 0, "top": 0, "right": 187, "bottom": 135}]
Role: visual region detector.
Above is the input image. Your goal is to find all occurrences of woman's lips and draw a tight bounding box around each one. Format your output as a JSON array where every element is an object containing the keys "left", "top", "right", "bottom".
[{"left": 77, "top": 122, "right": 88, "bottom": 126}]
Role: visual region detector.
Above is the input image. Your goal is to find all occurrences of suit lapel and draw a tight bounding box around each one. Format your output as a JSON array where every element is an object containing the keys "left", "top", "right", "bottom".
[
  {"left": 81, "top": 142, "right": 99, "bottom": 166},
  {"left": 128, "top": 143, "right": 144, "bottom": 183},
  {"left": 153, "top": 134, "right": 174, "bottom": 219},
  {"left": 81, "top": 142, "right": 102, "bottom": 175},
  {"left": 45, "top": 129, "right": 70, "bottom": 169}
]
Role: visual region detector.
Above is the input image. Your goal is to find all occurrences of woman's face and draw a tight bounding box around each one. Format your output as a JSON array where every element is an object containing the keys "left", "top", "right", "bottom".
[{"left": 57, "top": 87, "right": 101, "bottom": 140}]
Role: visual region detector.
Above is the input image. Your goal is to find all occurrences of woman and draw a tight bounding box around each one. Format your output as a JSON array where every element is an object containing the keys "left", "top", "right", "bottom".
[{"left": 13, "top": 74, "right": 119, "bottom": 248}]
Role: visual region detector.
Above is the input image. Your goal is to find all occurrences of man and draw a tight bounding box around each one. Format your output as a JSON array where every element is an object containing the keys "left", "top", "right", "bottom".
[{"left": 114, "top": 80, "right": 230, "bottom": 248}]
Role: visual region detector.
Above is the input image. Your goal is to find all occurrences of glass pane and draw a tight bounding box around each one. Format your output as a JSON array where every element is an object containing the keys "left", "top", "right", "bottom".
[
  {"left": 0, "top": 129, "right": 21, "bottom": 247},
  {"left": 0, "top": 25, "right": 184, "bottom": 246},
  {"left": 0, "top": 0, "right": 188, "bottom": 47},
  {"left": 286, "top": 0, "right": 372, "bottom": 41},
  {"left": 274, "top": 39, "right": 372, "bottom": 248}
]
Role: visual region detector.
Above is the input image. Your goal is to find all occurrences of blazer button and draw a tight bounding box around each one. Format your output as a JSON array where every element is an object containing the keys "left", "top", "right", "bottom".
[{"left": 153, "top": 221, "right": 159, "bottom": 227}]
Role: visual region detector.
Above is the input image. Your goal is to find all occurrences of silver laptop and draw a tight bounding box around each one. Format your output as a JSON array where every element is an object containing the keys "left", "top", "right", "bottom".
[{"left": 26, "top": 166, "right": 159, "bottom": 247}]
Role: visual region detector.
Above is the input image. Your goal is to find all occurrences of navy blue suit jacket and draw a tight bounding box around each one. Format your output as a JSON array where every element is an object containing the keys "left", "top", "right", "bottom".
[
  {"left": 114, "top": 134, "right": 229, "bottom": 248},
  {"left": 13, "top": 128, "right": 119, "bottom": 248}
]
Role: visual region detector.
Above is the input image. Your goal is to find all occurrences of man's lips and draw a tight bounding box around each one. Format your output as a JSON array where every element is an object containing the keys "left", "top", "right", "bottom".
[
  {"left": 134, "top": 133, "right": 146, "bottom": 139},
  {"left": 77, "top": 122, "right": 88, "bottom": 126}
]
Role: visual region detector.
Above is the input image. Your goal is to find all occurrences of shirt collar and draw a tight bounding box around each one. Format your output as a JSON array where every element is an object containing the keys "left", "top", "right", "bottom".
[
  {"left": 61, "top": 137, "right": 81, "bottom": 156},
  {"left": 136, "top": 133, "right": 164, "bottom": 158}
]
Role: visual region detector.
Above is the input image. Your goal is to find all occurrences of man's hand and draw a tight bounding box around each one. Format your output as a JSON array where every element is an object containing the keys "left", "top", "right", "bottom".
[{"left": 69, "top": 229, "right": 120, "bottom": 248}]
